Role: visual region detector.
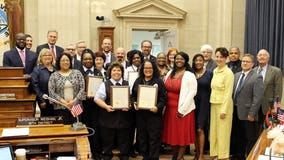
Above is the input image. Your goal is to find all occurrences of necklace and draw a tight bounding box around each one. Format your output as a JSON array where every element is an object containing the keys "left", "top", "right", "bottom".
[{"left": 195, "top": 68, "right": 205, "bottom": 79}]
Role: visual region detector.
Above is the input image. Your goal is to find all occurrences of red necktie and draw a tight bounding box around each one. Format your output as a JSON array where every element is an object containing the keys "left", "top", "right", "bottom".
[
  {"left": 51, "top": 45, "right": 56, "bottom": 60},
  {"left": 19, "top": 50, "right": 25, "bottom": 67}
]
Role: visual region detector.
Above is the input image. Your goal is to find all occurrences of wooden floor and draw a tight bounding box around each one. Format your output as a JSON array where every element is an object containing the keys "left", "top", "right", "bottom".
[
  {"left": 126, "top": 154, "right": 212, "bottom": 160},
  {"left": 111, "top": 154, "right": 212, "bottom": 160}
]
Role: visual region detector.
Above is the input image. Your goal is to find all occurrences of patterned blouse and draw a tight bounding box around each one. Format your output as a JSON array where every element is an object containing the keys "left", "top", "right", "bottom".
[{"left": 48, "top": 69, "right": 86, "bottom": 110}]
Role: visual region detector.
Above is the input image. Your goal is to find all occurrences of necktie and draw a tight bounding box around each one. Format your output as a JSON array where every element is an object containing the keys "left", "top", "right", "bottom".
[
  {"left": 51, "top": 45, "right": 56, "bottom": 60},
  {"left": 86, "top": 69, "right": 94, "bottom": 75},
  {"left": 258, "top": 67, "right": 263, "bottom": 74},
  {"left": 19, "top": 50, "right": 25, "bottom": 67},
  {"left": 234, "top": 73, "right": 245, "bottom": 101},
  {"left": 116, "top": 82, "right": 121, "bottom": 86}
]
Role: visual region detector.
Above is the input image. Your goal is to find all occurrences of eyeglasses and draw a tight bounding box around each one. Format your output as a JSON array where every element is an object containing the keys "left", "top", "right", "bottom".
[{"left": 66, "top": 48, "right": 75, "bottom": 51}]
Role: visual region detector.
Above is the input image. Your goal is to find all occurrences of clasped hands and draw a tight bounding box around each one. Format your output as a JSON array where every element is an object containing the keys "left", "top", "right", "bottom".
[{"left": 133, "top": 102, "right": 158, "bottom": 113}]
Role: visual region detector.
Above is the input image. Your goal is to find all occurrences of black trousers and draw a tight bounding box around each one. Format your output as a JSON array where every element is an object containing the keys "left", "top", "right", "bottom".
[
  {"left": 100, "top": 126, "right": 131, "bottom": 160},
  {"left": 81, "top": 100, "right": 101, "bottom": 158},
  {"left": 239, "top": 120, "right": 259, "bottom": 157},
  {"left": 136, "top": 112, "right": 162, "bottom": 160},
  {"left": 230, "top": 106, "right": 240, "bottom": 155}
]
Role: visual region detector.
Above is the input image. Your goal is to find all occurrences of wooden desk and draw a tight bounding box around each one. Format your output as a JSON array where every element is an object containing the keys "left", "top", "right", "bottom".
[
  {"left": 0, "top": 125, "right": 91, "bottom": 160},
  {"left": 247, "top": 129, "right": 273, "bottom": 160}
]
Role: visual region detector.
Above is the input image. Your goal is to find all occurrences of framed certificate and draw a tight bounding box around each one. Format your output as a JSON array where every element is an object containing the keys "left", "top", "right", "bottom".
[
  {"left": 128, "top": 71, "right": 139, "bottom": 84},
  {"left": 110, "top": 86, "right": 130, "bottom": 109},
  {"left": 137, "top": 85, "right": 158, "bottom": 110},
  {"left": 86, "top": 76, "right": 104, "bottom": 97}
]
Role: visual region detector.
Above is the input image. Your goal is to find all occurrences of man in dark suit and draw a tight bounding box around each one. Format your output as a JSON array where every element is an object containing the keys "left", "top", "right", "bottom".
[
  {"left": 231, "top": 54, "right": 264, "bottom": 159},
  {"left": 3, "top": 33, "right": 38, "bottom": 74},
  {"left": 254, "top": 49, "right": 283, "bottom": 131},
  {"left": 141, "top": 40, "right": 156, "bottom": 62},
  {"left": 227, "top": 46, "right": 242, "bottom": 74},
  {"left": 115, "top": 47, "right": 130, "bottom": 70},
  {"left": 200, "top": 44, "right": 217, "bottom": 71},
  {"left": 36, "top": 30, "right": 64, "bottom": 62},
  {"left": 65, "top": 43, "right": 81, "bottom": 69},
  {"left": 102, "top": 37, "right": 116, "bottom": 68}
]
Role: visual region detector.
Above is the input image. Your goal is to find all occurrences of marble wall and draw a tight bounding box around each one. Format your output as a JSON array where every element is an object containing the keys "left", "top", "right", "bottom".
[{"left": 24, "top": 0, "right": 245, "bottom": 57}]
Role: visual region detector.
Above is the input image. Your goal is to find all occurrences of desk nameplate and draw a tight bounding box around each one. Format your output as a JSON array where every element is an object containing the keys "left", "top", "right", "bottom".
[{"left": 17, "top": 116, "right": 64, "bottom": 127}]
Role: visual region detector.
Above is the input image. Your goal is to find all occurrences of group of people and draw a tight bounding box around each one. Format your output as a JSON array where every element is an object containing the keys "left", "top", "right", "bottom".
[{"left": 2, "top": 30, "right": 283, "bottom": 160}]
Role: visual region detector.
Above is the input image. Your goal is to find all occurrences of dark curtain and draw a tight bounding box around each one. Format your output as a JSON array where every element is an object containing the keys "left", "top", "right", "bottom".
[{"left": 244, "top": 0, "right": 284, "bottom": 72}]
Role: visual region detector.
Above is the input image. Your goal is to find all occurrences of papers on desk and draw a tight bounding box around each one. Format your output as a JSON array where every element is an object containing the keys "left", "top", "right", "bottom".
[
  {"left": 258, "top": 155, "right": 284, "bottom": 160},
  {"left": 1, "top": 128, "right": 29, "bottom": 137}
]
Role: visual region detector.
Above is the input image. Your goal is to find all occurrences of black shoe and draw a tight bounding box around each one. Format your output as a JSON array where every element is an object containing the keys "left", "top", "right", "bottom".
[{"left": 129, "top": 151, "right": 138, "bottom": 158}]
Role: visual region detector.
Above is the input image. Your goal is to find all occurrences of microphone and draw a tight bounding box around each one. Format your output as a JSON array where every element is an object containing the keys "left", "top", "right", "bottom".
[
  {"left": 42, "top": 94, "right": 85, "bottom": 131},
  {"left": 42, "top": 94, "right": 70, "bottom": 111}
]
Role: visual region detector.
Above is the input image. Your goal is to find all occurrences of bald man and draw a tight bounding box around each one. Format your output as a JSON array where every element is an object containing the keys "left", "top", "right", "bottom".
[{"left": 253, "top": 49, "right": 282, "bottom": 133}]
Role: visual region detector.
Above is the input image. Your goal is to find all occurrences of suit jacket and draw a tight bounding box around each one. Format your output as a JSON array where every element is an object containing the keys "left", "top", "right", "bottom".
[
  {"left": 36, "top": 43, "right": 64, "bottom": 59},
  {"left": 3, "top": 48, "right": 38, "bottom": 74},
  {"left": 227, "top": 60, "right": 242, "bottom": 74},
  {"left": 253, "top": 65, "right": 283, "bottom": 115},
  {"left": 144, "top": 55, "right": 157, "bottom": 63},
  {"left": 72, "top": 55, "right": 81, "bottom": 70},
  {"left": 206, "top": 59, "right": 217, "bottom": 71},
  {"left": 233, "top": 70, "right": 264, "bottom": 120}
]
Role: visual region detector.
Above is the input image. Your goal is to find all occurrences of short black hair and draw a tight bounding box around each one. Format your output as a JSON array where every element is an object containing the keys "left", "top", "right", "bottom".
[
  {"left": 107, "top": 62, "right": 124, "bottom": 80},
  {"left": 81, "top": 48, "right": 95, "bottom": 66},
  {"left": 215, "top": 47, "right": 229, "bottom": 58},
  {"left": 56, "top": 53, "right": 72, "bottom": 70},
  {"left": 127, "top": 50, "right": 143, "bottom": 65}
]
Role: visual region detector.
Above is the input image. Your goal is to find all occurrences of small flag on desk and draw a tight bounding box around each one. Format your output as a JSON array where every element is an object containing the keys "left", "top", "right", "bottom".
[
  {"left": 71, "top": 101, "right": 83, "bottom": 117},
  {"left": 277, "top": 108, "right": 284, "bottom": 124}
]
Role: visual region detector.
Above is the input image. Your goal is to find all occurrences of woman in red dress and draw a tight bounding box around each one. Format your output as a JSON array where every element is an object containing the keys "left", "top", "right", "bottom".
[{"left": 162, "top": 52, "right": 197, "bottom": 160}]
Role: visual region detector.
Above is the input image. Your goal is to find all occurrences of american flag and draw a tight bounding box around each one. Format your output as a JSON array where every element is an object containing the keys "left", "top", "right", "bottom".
[
  {"left": 277, "top": 108, "right": 284, "bottom": 124},
  {"left": 71, "top": 101, "right": 83, "bottom": 117}
]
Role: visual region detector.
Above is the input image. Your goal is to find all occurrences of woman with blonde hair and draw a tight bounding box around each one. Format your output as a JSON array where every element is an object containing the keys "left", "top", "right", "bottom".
[{"left": 31, "top": 48, "right": 55, "bottom": 116}]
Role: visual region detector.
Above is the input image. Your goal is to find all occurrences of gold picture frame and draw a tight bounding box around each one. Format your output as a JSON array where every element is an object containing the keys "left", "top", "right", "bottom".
[
  {"left": 137, "top": 85, "right": 158, "bottom": 110},
  {"left": 110, "top": 86, "right": 130, "bottom": 109},
  {"left": 86, "top": 76, "right": 104, "bottom": 97}
]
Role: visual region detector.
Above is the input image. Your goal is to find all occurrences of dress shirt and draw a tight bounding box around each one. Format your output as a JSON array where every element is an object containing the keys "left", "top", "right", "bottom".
[
  {"left": 94, "top": 78, "right": 123, "bottom": 101},
  {"left": 258, "top": 65, "right": 267, "bottom": 81},
  {"left": 83, "top": 66, "right": 95, "bottom": 76}
]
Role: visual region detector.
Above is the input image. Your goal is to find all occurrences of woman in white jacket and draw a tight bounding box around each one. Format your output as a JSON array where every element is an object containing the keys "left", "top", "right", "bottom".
[{"left": 162, "top": 52, "right": 197, "bottom": 160}]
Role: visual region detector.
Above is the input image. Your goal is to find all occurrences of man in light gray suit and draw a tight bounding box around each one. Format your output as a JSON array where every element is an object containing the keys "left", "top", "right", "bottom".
[
  {"left": 254, "top": 49, "right": 283, "bottom": 128},
  {"left": 232, "top": 54, "right": 264, "bottom": 159}
]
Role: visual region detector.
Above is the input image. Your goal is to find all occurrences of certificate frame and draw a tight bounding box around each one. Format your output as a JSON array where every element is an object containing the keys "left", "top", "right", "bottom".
[
  {"left": 110, "top": 86, "right": 130, "bottom": 109},
  {"left": 128, "top": 71, "right": 139, "bottom": 84},
  {"left": 137, "top": 85, "right": 158, "bottom": 110},
  {"left": 86, "top": 76, "right": 104, "bottom": 97}
]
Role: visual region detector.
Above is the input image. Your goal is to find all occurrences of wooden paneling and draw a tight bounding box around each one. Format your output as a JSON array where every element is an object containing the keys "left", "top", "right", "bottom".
[
  {"left": 98, "top": 26, "right": 115, "bottom": 52},
  {"left": 0, "top": 67, "right": 24, "bottom": 77},
  {"left": 0, "top": 67, "right": 36, "bottom": 128},
  {"left": 0, "top": 125, "right": 91, "bottom": 159}
]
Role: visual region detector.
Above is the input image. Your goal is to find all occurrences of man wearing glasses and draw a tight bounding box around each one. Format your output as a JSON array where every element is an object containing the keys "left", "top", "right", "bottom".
[{"left": 141, "top": 40, "right": 156, "bottom": 62}]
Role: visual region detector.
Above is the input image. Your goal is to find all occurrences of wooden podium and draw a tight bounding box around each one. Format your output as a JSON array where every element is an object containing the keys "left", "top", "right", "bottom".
[
  {"left": 0, "top": 125, "right": 91, "bottom": 160},
  {"left": 0, "top": 67, "right": 36, "bottom": 127},
  {"left": 247, "top": 129, "right": 273, "bottom": 160}
]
